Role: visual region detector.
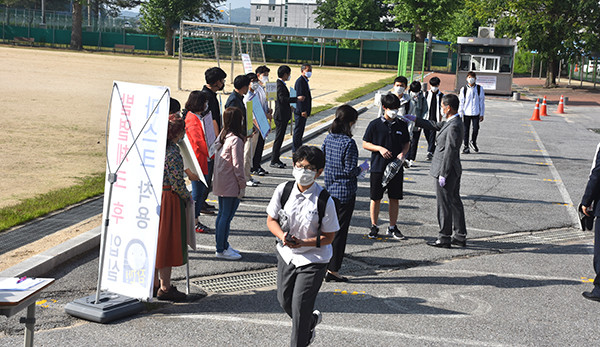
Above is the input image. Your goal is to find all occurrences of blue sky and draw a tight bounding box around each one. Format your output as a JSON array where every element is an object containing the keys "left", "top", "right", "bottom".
[{"left": 227, "top": 0, "right": 251, "bottom": 9}]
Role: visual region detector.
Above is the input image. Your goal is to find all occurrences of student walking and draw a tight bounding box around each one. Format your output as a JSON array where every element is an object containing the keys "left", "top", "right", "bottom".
[
  {"left": 459, "top": 71, "right": 485, "bottom": 154},
  {"left": 267, "top": 145, "right": 339, "bottom": 346},
  {"left": 251, "top": 65, "right": 273, "bottom": 176},
  {"left": 405, "top": 81, "right": 428, "bottom": 167},
  {"left": 424, "top": 77, "right": 444, "bottom": 160}
]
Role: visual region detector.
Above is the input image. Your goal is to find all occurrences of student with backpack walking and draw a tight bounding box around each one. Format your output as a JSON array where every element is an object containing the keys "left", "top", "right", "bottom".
[
  {"left": 267, "top": 145, "right": 339, "bottom": 346},
  {"left": 459, "top": 71, "right": 485, "bottom": 154}
]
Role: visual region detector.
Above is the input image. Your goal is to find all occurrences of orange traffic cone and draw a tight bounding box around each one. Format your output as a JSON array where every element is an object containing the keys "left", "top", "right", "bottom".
[
  {"left": 575, "top": 64, "right": 579, "bottom": 72},
  {"left": 530, "top": 99, "right": 541, "bottom": 121},
  {"left": 540, "top": 95, "right": 548, "bottom": 116},
  {"left": 556, "top": 95, "right": 565, "bottom": 114}
]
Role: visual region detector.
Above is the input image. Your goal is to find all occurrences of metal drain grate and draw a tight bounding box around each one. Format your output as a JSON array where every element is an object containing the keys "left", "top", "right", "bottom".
[
  {"left": 481, "top": 228, "right": 591, "bottom": 247},
  {"left": 194, "top": 270, "right": 277, "bottom": 293}
]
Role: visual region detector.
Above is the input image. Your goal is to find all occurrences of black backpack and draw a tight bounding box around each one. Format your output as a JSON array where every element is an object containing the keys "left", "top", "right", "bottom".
[
  {"left": 462, "top": 84, "right": 481, "bottom": 98},
  {"left": 279, "top": 181, "right": 330, "bottom": 248}
]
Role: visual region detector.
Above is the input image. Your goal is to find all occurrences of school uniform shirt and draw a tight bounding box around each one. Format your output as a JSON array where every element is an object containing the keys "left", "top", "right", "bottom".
[
  {"left": 322, "top": 133, "right": 361, "bottom": 204},
  {"left": 362, "top": 117, "right": 411, "bottom": 173},
  {"left": 458, "top": 84, "right": 485, "bottom": 117},
  {"left": 267, "top": 182, "right": 340, "bottom": 267}
]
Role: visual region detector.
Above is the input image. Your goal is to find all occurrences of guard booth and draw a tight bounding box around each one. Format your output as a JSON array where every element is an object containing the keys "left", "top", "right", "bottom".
[{"left": 455, "top": 36, "right": 517, "bottom": 95}]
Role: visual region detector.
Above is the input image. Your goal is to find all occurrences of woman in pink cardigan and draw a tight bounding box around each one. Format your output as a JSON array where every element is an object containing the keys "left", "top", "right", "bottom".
[{"left": 212, "top": 107, "right": 246, "bottom": 260}]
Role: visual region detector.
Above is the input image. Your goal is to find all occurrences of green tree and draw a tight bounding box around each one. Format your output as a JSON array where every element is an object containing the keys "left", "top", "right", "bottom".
[
  {"left": 385, "top": 0, "right": 461, "bottom": 42},
  {"left": 468, "top": 0, "right": 600, "bottom": 87},
  {"left": 314, "top": 0, "right": 338, "bottom": 29},
  {"left": 334, "top": 0, "right": 383, "bottom": 31},
  {"left": 437, "top": 7, "right": 480, "bottom": 44},
  {"left": 140, "top": 0, "right": 222, "bottom": 56}
]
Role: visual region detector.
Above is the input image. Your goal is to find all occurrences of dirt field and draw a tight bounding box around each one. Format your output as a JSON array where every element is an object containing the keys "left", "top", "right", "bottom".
[{"left": 0, "top": 45, "right": 395, "bottom": 209}]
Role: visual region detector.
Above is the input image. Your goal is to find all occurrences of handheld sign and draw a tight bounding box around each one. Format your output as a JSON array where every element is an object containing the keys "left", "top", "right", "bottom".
[
  {"left": 241, "top": 53, "right": 253, "bottom": 74},
  {"left": 252, "top": 99, "right": 271, "bottom": 139},
  {"left": 246, "top": 101, "right": 254, "bottom": 136},
  {"left": 178, "top": 134, "right": 207, "bottom": 188},
  {"left": 290, "top": 87, "right": 297, "bottom": 109},
  {"left": 265, "top": 82, "right": 277, "bottom": 101}
]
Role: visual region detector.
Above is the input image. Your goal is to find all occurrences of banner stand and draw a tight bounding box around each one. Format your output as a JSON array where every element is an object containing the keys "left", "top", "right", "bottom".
[{"left": 65, "top": 83, "right": 170, "bottom": 323}]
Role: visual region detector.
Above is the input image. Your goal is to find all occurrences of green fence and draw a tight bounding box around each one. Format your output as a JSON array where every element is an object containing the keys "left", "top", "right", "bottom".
[{"left": 2, "top": 23, "right": 453, "bottom": 71}]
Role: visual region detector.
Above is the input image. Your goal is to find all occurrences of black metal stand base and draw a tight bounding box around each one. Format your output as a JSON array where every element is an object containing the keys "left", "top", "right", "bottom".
[{"left": 65, "top": 292, "right": 144, "bottom": 324}]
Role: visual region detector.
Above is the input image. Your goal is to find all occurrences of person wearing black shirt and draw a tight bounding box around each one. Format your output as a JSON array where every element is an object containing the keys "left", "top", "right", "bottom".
[
  {"left": 362, "top": 93, "right": 411, "bottom": 240},
  {"left": 424, "top": 77, "right": 444, "bottom": 161}
]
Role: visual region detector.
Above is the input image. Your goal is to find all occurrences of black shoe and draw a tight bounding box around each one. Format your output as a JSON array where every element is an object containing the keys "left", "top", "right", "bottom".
[
  {"left": 426, "top": 152, "right": 433, "bottom": 161},
  {"left": 387, "top": 225, "right": 408, "bottom": 240},
  {"left": 427, "top": 240, "right": 451, "bottom": 248},
  {"left": 582, "top": 291, "right": 600, "bottom": 302},
  {"left": 470, "top": 141, "right": 479, "bottom": 153},
  {"left": 325, "top": 272, "right": 349, "bottom": 282},
  {"left": 257, "top": 167, "right": 269, "bottom": 175},
  {"left": 462, "top": 146, "right": 470, "bottom": 154},
  {"left": 157, "top": 285, "right": 187, "bottom": 302},
  {"left": 270, "top": 162, "right": 286, "bottom": 169},
  {"left": 251, "top": 168, "right": 260, "bottom": 175},
  {"left": 367, "top": 225, "right": 379, "bottom": 239},
  {"left": 203, "top": 203, "right": 217, "bottom": 210},
  {"left": 451, "top": 237, "right": 466, "bottom": 247}
]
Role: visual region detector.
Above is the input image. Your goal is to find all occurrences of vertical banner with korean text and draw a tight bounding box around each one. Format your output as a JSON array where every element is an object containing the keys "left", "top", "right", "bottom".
[{"left": 100, "top": 81, "right": 170, "bottom": 300}]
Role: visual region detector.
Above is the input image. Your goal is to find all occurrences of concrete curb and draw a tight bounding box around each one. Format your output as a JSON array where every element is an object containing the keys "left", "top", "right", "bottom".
[
  {"left": 0, "top": 104, "right": 370, "bottom": 278},
  {"left": 0, "top": 226, "right": 101, "bottom": 277}
]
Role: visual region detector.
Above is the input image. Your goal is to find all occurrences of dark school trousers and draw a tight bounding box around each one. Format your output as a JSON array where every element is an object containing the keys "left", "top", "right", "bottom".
[
  {"left": 292, "top": 114, "right": 307, "bottom": 153},
  {"left": 423, "top": 128, "right": 436, "bottom": 154},
  {"left": 463, "top": 115, "right": 480, "bottom": 146},
  {"left": 407, "top": 129, "right": 422, "bottom": 161},
  {"left": 436, "top": 172, "right": 467, "bottom": 242},
  {"left": 593, "top": 221, "right": 600, "bottom": 296},
  {"left": 277, "top": 253, "right": 327, "bottom": 347},
  {"left": 271, "top": 118, "right": 288, "bottom": 164},
  {"left": 252, "top": 133, "right": 265, "bottom": 170},
  {"left": 328, "top": 196, "right": 356, "bottom": 273}
]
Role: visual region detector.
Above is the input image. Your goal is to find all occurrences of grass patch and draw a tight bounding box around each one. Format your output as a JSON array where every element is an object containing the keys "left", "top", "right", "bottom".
[
  {"left": 335, "top": 76, "right": 396, "bottom": 104},
  {"left": 0, "top": 173, "right": 105, "bottom": 232}
]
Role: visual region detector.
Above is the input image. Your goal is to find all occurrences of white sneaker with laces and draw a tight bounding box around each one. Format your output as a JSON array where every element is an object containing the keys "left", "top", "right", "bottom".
[{"left": 215, "top": 247, "right": 242, "bottom": 260}]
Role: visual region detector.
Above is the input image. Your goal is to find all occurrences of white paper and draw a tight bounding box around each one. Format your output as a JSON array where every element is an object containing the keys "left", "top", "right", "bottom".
[{"left": 0, "top": 277, "right": 45, "bottom": 291}]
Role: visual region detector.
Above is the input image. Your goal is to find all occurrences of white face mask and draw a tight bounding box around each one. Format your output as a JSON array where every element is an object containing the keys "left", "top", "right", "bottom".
[
  {"left": 393, "top": 86, "right": 405, "bottom": 94},
  {"left": 292, "top": 166, "right": 316, "bottom": 186},
  {"left": 251, "top": 82, "right": 260, "bottom": 90},
  {"left": 431, "top": 86, "right": 439, "bottom": 92},
  {"left": 305, "top": 71, "right": 312, "bottom": 78},
  {"left": 467, "top": 77, "right": 476, "bottom": 85},
  {"left": 260, "top": 75, "right": 269, "bottom": 84},
  {"left": 386, "top": 109, "right": 398, "bottom": 119},
  {"left": 410, "top": 91, "right": 418, "bottom": 98}
]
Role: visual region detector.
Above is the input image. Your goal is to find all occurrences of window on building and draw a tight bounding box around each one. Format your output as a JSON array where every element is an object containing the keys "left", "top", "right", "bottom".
[
  {"left": 268, "top": 17, "right": 274, "bottom": 22},
  {"left": 270, "top": 5, "right": 276, "bottom": 10},
  {"left": 256, "top": 5, "right": 261, "bottom": 9},
  {"left": 256, "top": 16, "right": 261, "bottom": 22},
  {"left": 470, "top": 55, "right": 500, "bottom": 73}
]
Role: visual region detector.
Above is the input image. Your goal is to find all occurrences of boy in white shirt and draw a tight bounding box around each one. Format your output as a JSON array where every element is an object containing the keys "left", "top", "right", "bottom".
[{"left": 458, "top": 71, "right": 485, "bottom": 154}]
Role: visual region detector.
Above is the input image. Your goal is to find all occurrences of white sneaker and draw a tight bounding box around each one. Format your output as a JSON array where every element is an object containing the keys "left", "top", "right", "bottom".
[
  {"left": 246, "top": 180, "right": 259, "bottom": 187},
  {"left": 406, "top": 160, "right": 414, "bottom": 168},
  {"left": 215, "top": 247, "right": 241, "bottom": 260},
  {"left": 308, "top": 310, "right": 322, "bottom": 345},
  {"left": 227, "top": 245, "right": 240, "bottom": 254}
]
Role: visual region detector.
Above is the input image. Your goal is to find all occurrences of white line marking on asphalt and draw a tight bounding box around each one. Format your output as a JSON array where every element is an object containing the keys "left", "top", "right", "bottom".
[
  {"left": 164, "top": 314, "right": 516, "bottom": 346},
  {"left": 529, "top": 125, "right": 579, "bottom": 227}
]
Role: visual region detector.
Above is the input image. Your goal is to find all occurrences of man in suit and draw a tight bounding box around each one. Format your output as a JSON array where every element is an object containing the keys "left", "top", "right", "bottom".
[
  {"left": 292, "top": 63, "right": 312, "bottom": 153},
  {"left": 406, "top": 94, "right": 467, "bottom": 248},
  {"left": 424, "top": 77, "right": 444, "bottom": 161},
  {"left": 581, "top": 144, "right": 600, "bottom": 302},
  {"left": 270, "top": 65, "right": 304, "bottom": 169}
]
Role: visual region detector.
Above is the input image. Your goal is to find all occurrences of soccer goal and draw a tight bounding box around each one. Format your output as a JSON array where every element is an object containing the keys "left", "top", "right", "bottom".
[{"left": 178, "top": 21, "right": 266, "bottom": 90}]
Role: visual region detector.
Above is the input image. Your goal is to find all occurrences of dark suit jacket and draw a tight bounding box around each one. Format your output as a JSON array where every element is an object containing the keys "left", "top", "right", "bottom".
[
  {"left": 582, "top": 145, "right": 600, "bottom": 216},
  {"left": 274, "top": 79, "right": 297, "bottom": 122},
  {"left": 415, "top": 115, "right": 463, "bottom": 179},
  {"left": 294, "top": 75, "right": 312, "bottom": 116}
]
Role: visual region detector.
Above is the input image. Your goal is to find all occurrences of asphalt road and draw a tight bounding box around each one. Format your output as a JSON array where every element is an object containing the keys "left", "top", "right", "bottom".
[{"left": 2, "top": 97, "right": 600, "bottom": 346}]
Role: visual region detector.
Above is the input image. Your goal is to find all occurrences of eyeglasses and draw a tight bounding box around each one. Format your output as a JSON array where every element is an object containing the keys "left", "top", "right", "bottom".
[{"left": 294, "top": 163, "right": 317, "bottom": 171}]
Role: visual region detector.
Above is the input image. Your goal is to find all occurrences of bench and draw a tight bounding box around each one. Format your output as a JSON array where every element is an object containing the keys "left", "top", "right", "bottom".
[
  {"left": 13, "top": 36, "right": 35, "bottom": 46},
  {"left": 113, "top": 44, "right": 135, "bottom": 53}
]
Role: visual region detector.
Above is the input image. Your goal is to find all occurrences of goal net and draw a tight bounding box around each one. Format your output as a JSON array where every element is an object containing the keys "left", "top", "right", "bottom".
[{"left": 178, "top": 21, "right": 266, "bottom": 91}]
